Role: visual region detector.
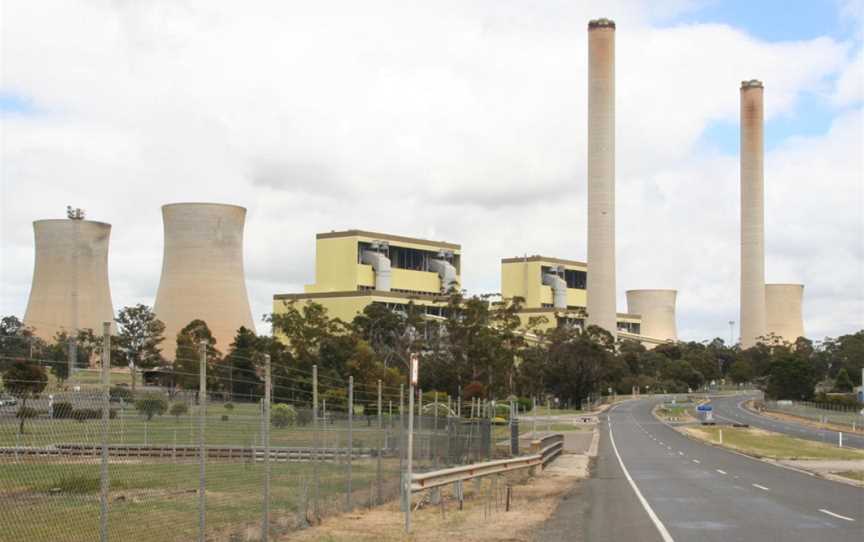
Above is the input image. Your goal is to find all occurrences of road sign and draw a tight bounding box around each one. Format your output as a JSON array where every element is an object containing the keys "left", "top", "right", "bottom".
[
  {"left": 697, "top": 404, "right": 713, "bottom": 412},
  {"left": 410, "top": 353, "right": 419, "bottom": 385}
]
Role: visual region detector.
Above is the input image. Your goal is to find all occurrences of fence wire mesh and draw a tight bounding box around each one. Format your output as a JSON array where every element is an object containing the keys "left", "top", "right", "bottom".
[{"left": 0, "top": 345, "right": 495, "bottom": 542}]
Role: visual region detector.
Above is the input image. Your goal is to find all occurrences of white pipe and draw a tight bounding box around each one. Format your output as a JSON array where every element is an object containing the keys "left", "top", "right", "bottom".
[
  {"left": 361, "top": 250, "right": 392, "bottom": 291},
  {"left": 542, "top": 273, "right": 567, "bottom": 309}
]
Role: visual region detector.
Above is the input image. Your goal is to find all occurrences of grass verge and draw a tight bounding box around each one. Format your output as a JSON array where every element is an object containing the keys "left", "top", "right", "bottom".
[{"left": 682, "top": 426, "right": 864, "bottom": 461}]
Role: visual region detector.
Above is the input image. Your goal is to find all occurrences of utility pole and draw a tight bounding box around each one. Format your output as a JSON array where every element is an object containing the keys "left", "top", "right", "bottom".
[{"left": 405, "top": 352, "right": 418, "bottom": 533}]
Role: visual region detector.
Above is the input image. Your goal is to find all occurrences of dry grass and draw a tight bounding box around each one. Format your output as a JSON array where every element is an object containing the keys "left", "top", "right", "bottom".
[
  {"left": 279, "top": 454, "right": 589, "bottom": 542},
  {"left": 682, "top": 426, "right": 864, "bottom": 461}
]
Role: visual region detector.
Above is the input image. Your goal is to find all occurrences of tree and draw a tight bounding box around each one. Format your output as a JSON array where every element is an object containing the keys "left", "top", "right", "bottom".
[
  {"left": 173, "top": 320, "right": 222, "bottom": 391},
  {"left": 271, "top": 403, "right": 297, "bottom": 428},
  {"left": 766, "top": 353, "right": 817, "bottom": 400},
  {"left": 834, "top": 368, "right": 854, "bottom": 392},
  {"left": 3, "top": 360, "right": 48, "bottom": 433},
  {"left": 224, "top": 326, "right": 263, "bottom": 401},
  {"left": 544, "top": 325, "right": 612, "bottom": 405},
  {"left": 135, "top": 393, "right": 168, "bottom": 421},
  {"left": 115, "top": 304, "right": 166, "bottom": 393},
  {"left": 728, "top": 359, "right": 753, "bottom": 384}
]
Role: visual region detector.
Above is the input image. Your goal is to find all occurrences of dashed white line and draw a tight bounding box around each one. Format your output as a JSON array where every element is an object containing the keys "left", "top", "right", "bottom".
[
  {"left": 678, "top": 451, "right": 684, "bottom": 456},
  {"left": 752, "top": 484, "right": 770, "bottom": 491},
  {"left": 819, "top": 509, "right": 855, "bottom": 522},
  {"left": 716, "top": 469, "right": 727, "bottom": 475},
  {"left": 692, "top": 459, "right": 700, "bottom": 464}
]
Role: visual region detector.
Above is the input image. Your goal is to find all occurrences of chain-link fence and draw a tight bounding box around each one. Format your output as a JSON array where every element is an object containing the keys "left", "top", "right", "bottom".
[{"left": 0, "top": 329, "right": 500, "bottom": 542}]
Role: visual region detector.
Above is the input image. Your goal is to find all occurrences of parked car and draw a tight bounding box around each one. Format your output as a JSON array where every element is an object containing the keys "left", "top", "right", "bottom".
[{"left": 0, "top": 395, "right": 18, "bottom": 407}]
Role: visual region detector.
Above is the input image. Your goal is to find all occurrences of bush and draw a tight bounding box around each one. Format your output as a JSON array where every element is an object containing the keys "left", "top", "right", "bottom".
[
  {"left": 221, "top": 414, "right": 229, "bottom": 422},
  {"left": 223, "top": 402, "right": 234, "bottom": 411},
  {"left": 71, "top": 408, "right": 101, "bottom": 422},
  {"left": 53, "top": 401, "right": 74, "bottom": 419},
  {"left": 109, "top": 386, "right": 134, "bottom": 403},
  {"left": 271, "top": 404, "right": 297, "bottom": 428},
  {"left": 134, "top": 393, "right": 168, "bottom": 421},
  {"left": 296, "top": 408, "right": 313, "bottom": 426},
  {"left": 16, "top": 406, "right": 39, "bottom": 420},
  {"left": 169, "top": 402, "right": 189, "bottom": 420}
]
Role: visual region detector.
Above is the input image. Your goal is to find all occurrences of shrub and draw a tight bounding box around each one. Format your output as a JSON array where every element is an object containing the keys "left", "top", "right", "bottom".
[
  {"left": 134, "top": 393, "right": 168, "bottom": 421},
  {"left": 221, "top": 414, "right": 229, "bottom": 422},
  {"left": 109, "top": 386, "right": 134, "bottom": 403},
  {"left": 53, "top": 401, "right": 74, "bottom": 419},
  {"left": 271, "top": 404, "right": 297, "bottom": 428},
  {"left": 223, "top": 402, "right": 234, "bottom": 411},
  {"left": 169, "top": 402, "right": 189, "bottom": 420},
  {"left": 296, "top": 408, "right": 313, "bottom": 427},
  {"left": 16, "top": 406, "right": 39, "bottom": 420},
  {"left": 71, "top": 408, "right": 101, "bottom": 422}
]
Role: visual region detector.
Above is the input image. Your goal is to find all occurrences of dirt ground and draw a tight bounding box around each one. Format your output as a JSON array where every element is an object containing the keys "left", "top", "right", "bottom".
[{"left": 279, "top": 446, "right": 591, "bottom": 541}]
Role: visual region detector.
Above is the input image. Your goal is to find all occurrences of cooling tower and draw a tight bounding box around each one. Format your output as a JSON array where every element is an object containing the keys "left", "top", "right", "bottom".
[
  {"left": 626, "top": 289, "right": 678, "bottom": 342},
  {"left": 586, "top": 18, "right": 617, "bottom": 337},
  {"left": 23, "top": 218, "right": 115, "bottom": 341},
  {"left": 765, "top": 284, "right": 804, "bottom": 344},
  {"left": 153, "top": 203, "right": 255, "bottom": 360},
  {"left": 740, "top": 80, "right": 767, "bottom": 348}
]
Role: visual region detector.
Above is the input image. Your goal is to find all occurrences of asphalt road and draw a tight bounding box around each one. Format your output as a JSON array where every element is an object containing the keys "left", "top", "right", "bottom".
[
  {"left": 540, "top": 398, "right": 863, "bottom": 541},
  {"left": 709, "top": 394, "right": 864, "bottom": 450}
]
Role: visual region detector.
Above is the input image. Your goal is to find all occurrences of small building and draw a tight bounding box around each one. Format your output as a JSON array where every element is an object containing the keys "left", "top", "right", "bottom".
[{"left": 273, "top": 230, "right": 460, "bottom": 326}]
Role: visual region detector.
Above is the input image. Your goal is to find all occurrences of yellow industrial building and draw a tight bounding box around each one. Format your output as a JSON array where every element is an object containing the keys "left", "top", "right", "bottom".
[
  {"left": 499, "top": 256, "right": 645, "bottom": 338},
  {"left": 273, "top": 230, "right": 459, "bottom": 323}
]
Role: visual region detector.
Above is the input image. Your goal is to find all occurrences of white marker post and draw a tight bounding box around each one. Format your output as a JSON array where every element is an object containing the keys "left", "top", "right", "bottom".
[
  {"left": 405, "top": 352, "right": 419, "bottom": 533},
  {"left": 838, "top": 432, "right": 843, "bottom": 448}
]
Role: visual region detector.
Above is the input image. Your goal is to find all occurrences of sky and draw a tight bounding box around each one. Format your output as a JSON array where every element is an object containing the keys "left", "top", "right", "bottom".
[{"left": 1, "top": 0, "right": 862, "bottom": 343}]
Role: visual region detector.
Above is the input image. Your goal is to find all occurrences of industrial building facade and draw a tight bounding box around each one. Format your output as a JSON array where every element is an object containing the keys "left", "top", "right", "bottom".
[{"left": 273, "top": 230, "right": 460, "bottom": 324}]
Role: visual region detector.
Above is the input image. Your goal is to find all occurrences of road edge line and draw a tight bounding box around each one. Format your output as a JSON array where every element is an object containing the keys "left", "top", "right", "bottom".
[{"left": 607, "top": 408, "right": 675, "bottom": 542}]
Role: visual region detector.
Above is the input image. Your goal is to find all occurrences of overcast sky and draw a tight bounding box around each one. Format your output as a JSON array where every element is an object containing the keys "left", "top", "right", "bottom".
[{"left": 1, "top": 0, "right": 862, "bottom": 343}]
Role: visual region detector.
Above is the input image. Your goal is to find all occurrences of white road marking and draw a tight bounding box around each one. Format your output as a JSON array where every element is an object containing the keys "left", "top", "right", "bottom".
[
  {"left": 819, "top": 509, "right": 855, "bottom": 522},
  {"left": 752, "top": 484, "right": 769, "bottom": 491},
  {"left": 716, "top": 469, "right": 727, "bottom": 475},
  {"left": 608, "top": 411, "right": 675, "bottom": 542},
  {"left": 678, "top": 451, "right": 684, "bottom": 456},
  {"left": 692, "top": 459, "right": 700, "bottom": 464}
]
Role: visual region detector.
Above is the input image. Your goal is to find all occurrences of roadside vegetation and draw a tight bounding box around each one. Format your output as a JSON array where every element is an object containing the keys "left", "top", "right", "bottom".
[{"left": 683, "top": 426, "right": 864, "bottom": 461}]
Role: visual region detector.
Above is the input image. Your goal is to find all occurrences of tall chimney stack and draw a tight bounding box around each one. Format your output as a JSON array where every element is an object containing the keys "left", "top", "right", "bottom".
[
  {"left": 740, "top": 80, "right": 767, "bottom": 348},
  {"left": 586, "top": 18, "right": 617, "bottom": 337}
]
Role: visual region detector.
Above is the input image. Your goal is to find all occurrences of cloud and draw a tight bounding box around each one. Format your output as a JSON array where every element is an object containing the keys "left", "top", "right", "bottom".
[{"left": 1, "top": 0, "right": 861, "bottom": 342}]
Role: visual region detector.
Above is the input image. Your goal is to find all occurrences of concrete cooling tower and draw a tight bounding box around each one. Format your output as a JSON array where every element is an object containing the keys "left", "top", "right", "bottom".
[
  {"left": 153, "top": 203, "right": 255, "bottom": 360},
  {"left": 626, "top": 289, "right": 678, "bottom": 342},
  {"left": 586, "top": 18, "right": 618, "bottom": 337},
  {"left": 765, "top": 284, "right": 804, "bottom": 344},
  {"left": 739, "top": 80, "right": 767, "bottom": 348},
  {"left": 24, "top": 217, "right": 115, "bottom": 341}
]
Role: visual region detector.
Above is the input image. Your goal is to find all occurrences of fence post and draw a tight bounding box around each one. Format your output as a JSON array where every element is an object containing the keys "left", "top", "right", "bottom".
[
  {"left": 377, "top": 379, "right": 382, "bottom": 505},
  {"left": 399, "top": 383, "right": 406, "bottom": 511},
  {"left": 262, "top": 354, "right": 271, "bottom": 541},
  {"left": 406, "top": 376, "right": 415, "bottom": 532},
  {"left": 99, "top": 321, "right": 111, "bottom": 542},
  {"left": 346, "top": 375, "right": 353, "bottom": 511},
  {"left": 532, "top": 397, "right": 537, "bottom": 436},
  {"left": 198, "top": 341, "right": 207, "bottom": 542},
  {"left": 312, "top": 365, "right": 319, "bottom": 521}
]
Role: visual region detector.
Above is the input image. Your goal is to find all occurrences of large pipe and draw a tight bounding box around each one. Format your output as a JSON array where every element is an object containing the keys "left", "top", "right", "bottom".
[
  {"left": 765, "top": 284, "right": 804, "bottom": 344},
  {"left": 153, "top": 203, "right": 255, "bottom": 360},
  {"left": 24, "top": 219, "right": 115, "bottom": 341},
  {"left": 360, "top": 250, "right": 392, "bottom": 291},
  {"left": 740, "top": 79, "right": 767, "bottom": 348},
  {"left": 542, "top": 270, "right": 568, "bottom": 309},
  {"left": 429, "top": 258, "right": 458, "bottom": 293},
  {"left": 586, "top": 18, "right": 617, "bottom": 337},
  {"left": 625, "top": 289, "right": 678, "bottom": 342}
]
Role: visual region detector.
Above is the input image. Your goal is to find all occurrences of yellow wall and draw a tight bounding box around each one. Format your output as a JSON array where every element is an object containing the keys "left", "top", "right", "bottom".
[{"left": 501, "top": 259, "right": 587, "bottom": 309}]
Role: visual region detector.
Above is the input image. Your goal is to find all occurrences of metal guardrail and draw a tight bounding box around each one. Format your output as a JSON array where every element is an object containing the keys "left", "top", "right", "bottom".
[{"left": 411, "top": 432, "right": 564, "bottom": 493}]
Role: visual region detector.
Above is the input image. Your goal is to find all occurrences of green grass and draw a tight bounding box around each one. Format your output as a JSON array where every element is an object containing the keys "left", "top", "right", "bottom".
[
  {"left": 836, "top": 471, "right": 864, "bottom": 482},
  {"left": 687, "top": 426, "right": 864, "bottom": 461},
  {"left": 0, "top": 459, "right": 386, "bottom": 542}
]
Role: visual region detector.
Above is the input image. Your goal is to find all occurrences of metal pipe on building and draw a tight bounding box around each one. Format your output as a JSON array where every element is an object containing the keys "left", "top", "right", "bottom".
[
  {"left": 153, "top": 203, "right": 255, "bottom": 359},
  {"left": 24, "top": 217, "right": 115, "bottom": 342},
  {"left": 740, "top": 80, "right": 767, "bottom": 348},
  {"left": 542, "top": 269, "right": 568, "bottom": 310},
  {"left": 586, "top": 18, "right": 617, "bottom": 337},
  {"left": 360, "top": 250, "right": 392, "bottom": 291},
  {"left": 625, "top": 289, "right": 678, "bottom": 342},
  {"left": 765, "top": 283, "right": 804, "bottom": 344}
]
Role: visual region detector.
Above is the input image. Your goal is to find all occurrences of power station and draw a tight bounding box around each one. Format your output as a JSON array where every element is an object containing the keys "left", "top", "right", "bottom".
[
  {"left": 17, "top": 18, "right": 815, "bottom": 354},
  {"left": 23, "top": 209, "right": 115, "bottom": 342},
  {"left": 153, "top": 203, "right": 255, "bottom": 359}
]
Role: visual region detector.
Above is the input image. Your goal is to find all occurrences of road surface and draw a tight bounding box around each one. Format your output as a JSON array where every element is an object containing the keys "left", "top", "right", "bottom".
[
  {"left": 710, "top": 394, "right": 864, "bottom": 450},
  {"left": 540, "top": 398, "right": 863, "bottom": 541}
]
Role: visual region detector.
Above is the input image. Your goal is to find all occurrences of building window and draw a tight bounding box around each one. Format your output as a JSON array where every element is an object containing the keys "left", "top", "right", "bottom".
[{"left": 541, "top": 266, "right": 586, "bottom": 289}]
